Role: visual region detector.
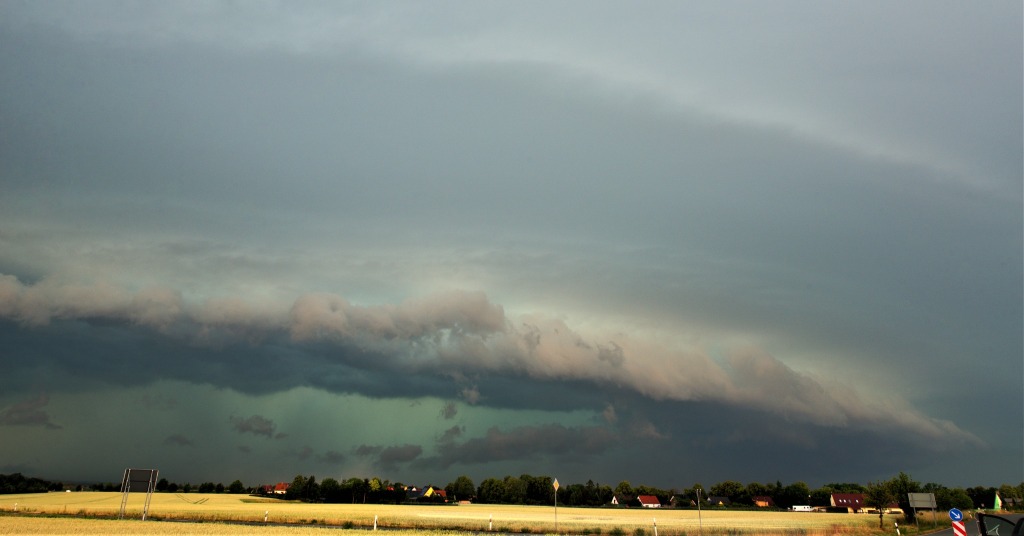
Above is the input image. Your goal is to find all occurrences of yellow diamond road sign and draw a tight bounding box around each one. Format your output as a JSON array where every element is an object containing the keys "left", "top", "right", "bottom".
[{"left": 553, "top": 478, "right": 559, "bottom": 491}]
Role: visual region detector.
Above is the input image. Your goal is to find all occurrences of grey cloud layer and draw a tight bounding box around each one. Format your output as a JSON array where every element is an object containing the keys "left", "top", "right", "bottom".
[
  {"left": 0, "top": 394, "right": 61, "bottom": 429},
  {"left": 0, "top": 275, "right": 980, "bottom": 448}
]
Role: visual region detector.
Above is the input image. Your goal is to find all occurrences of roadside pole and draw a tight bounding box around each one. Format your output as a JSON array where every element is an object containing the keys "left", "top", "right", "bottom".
[
  {"left": 696, "top": 488, "right": 703, "bottom": 536},
  {"left": 553, "top": 478, "right": 559, "bottom": 533}
]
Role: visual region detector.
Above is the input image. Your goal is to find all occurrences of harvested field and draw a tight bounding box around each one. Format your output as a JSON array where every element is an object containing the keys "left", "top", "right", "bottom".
[{"left": 0, "top": 492, "right": 913, "bottom": 535}]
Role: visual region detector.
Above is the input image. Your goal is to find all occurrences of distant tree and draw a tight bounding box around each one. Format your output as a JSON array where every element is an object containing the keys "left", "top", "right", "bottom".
[
  {"left": 445, "top": 475, "right": 475, "bottom": 502},
  {"left": 182, "top": 483, "right": 192, "bottom": 493},
  {"left": 380, "top": 481, "right": 405, "bottom": 504},
  {"left": 691, "top": 483, "right": 705, "bottom": 501},
  {"left": 304, "top": 475, "right": 319, "bottom": 501},
  {"left": 228, "top": 480, "right": 245, "bottom": 494},
  {"left": 777, "top": 482, "right": 810, "bottom": 509},
  {"left": 341, "top": 477, "right": 367, "bottom": 503},
  {"left": 809, "top": 487, "right": 833, "bottom": 507},
  {"left": 287, "top": 475, "right": 307, "bottom": 501},
  {"left": 935, "top": 487, "right": 973, "bottom": 510},
  {"left": 477, "top": 478, "right": 503, "bottom": 504},
  {"left": 502, "top": 475, "right": 527, "bottom": 504},
  {"left": 368, "top": 477, "right": 385, "bottom": 504},
  {"left": 824, "top": 482, "right": 866, "bottom": 493},
  {"left": 565, "top": 483, "right": 589, "bottom": 506},
  {"left": 886, "top": 472, "right": 920, "bottom": 522},
  {"left": 615, "top": 481, "right": 634, "bottom": 498},
  {"left": 521, "top": 474, "right": 553, "bottom": 505},
  {"left": 710, "top": 481, "right": 744, "bottom": 504},
  {"left": 320, "top": 478, "right": 342, "bottom": 503},
  {"left": 866, "top": 481, "right": 897, "bottom": 529},
  {"left": 0, "top": 473, "right": 54, "bottom": 494},
  {"left": 595, "top": 483, "right": 615, "bottom": 505},
  {"left": 215, "top": 482, "right": 225, "bottom": 494},
  {"left": 156, "top": 478, "right": 169, "bottom": 492},
  {"left": 746, "top": 482, "right": 771, "bottom": 500},
  {"left": 999, "top": 483, "right": 1021, "bottom": 504},
  {"left": 582, "top": 480, "right": 612, "bottom": 506},
  {"left": 966, "top": 486, "right": 995, "bottom": 509},
  {"left": 167, "top": 482, "right": 179, "bottom": 492},
  {"left": 198, "top": 482, "right": 215, "bottom": 493}
]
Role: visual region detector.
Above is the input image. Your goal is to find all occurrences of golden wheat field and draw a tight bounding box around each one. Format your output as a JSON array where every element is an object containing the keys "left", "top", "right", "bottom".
[{"left": 0, "top": 492, "right": 912, "bottom": 535}]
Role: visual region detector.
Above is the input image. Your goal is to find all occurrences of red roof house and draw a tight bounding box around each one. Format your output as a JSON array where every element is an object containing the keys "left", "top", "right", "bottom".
[
  {"left": 638, "top": 495, "right": 662, "bottom": 508},
  {"left": 830, "top": 493, "right": 865, "bottom": 512}
]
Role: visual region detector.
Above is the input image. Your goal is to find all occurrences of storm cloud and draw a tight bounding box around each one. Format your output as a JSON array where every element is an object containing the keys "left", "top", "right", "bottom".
[
  {"left": 0, "top": 277, "right": 977, "bottom": 449},
  {"left": 0, "top": 1, "right": 1018, "bottom": 488},
  {"left": 0, "top": 394, "right": 61, "bottom": 430},
  {"left": 230, "top": 415, "right": 279, "bottom": 439},
  {"left": 421, "top": 424, "right": 619, "bottom": 469}
]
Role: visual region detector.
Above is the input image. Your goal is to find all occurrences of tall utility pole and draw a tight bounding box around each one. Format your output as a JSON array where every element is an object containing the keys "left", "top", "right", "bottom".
[{"left": 696, "top": 488, "right": 703, "bottom": 536}]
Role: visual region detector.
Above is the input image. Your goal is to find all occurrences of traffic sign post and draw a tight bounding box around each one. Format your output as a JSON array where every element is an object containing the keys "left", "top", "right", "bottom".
[
  {"left": 553, "top": 478, "right": 559, "bottom": 532},
  {"left": 950, "top": 508, "right": 965, "bottom": 536}
]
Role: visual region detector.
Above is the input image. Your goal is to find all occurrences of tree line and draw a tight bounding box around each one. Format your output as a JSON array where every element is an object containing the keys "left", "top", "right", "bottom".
[
  {"left": 268, "top": 471, "right": 1021, "bottom": 520},
  {"left": 0, "top": 473, "right": 63, "bottom": 494},
  {"left": 283, "top": 475, "right": 410, "bottom": 504},
  {"left": 466, "top": 472, "right": 1017, "bottom": 516},
  {"left": 60, "top": 478, "right": 250, "bottom": 494}
]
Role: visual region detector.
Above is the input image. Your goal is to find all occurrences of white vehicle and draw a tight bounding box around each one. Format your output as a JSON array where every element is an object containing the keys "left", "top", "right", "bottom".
[{"left": 791, "top": 505, "right": 813, "bottom": 512}]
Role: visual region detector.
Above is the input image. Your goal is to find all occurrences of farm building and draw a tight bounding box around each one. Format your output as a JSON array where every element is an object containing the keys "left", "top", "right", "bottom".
[
  {"left": 753, "top": 496, "right": 776, "bottom": 508},
  {"left": 407, "top": 485, "right": 447, "bottom": 502},
  {"left": 611, "top": 495, "right": 634, "bottom": 506},
  {"left": 669, "top": 495, "right": 694, "bottom": 507},
  {"left": 830, "top": 493, "right": 865, "bottom": 513},
  {"left": 638, "top": 495, "right": 661, "bottom": 508},
  {"left": 707, "top": 496, "right": 732, "bottom": 506},
  {"left": 272, "top": 482, "right": 290, "bottom": 495}
]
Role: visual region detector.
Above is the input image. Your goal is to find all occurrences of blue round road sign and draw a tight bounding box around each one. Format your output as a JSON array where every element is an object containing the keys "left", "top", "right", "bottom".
[{"left": 949, "top": 508, "right": 963, "bottom": 521}]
